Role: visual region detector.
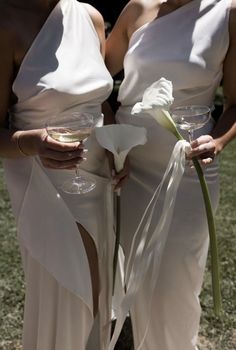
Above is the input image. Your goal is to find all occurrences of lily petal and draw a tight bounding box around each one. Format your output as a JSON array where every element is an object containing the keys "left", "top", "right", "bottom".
[{"left": 95, "top": 124, "right": 147, "bottom": 172}]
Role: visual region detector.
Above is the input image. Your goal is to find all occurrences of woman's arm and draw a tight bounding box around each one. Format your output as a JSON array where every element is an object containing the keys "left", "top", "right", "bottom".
[
  {"left": 187, "top": 1, "right": 236, "bottom": 164},
  {"left": 211, "top": 0, "right": 236, "bottom": 153},
  {"left": 0, "top": 25, "right": 22, "bottom": 158},
  {"left": 105, "top": 0, "right": 148, "bottom": 77}
]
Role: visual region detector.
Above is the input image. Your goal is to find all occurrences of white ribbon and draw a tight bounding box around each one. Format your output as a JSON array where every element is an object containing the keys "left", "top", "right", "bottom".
[{"left": 109, "top": 140, "right": 190, "bottom": 350}]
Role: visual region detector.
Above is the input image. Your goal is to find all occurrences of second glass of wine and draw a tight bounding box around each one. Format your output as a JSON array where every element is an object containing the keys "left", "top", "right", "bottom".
[
  {"left": 46, "top": 112, "right": 96, "bottom": 194},
  {"left": 171, "top": 105, "right": 211, "bottom": 142}
]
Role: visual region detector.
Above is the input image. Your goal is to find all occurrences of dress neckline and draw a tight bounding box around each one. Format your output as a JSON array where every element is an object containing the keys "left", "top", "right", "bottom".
[{"left": 129, "top": 0, "right": 201, "bottom": 45}]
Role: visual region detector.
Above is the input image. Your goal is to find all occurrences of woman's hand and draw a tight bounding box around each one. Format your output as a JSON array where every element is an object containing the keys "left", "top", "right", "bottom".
[
  {"left": 17, "top": 129, "right": 85, "bottom": 169},
  {"left": 187, "top": 135, "right": 217, "bottom": 165},
  {"left": 39, "top": 136, "right": 85, "bottom": 170},
  {"left": 106, "top": 150, "right": 130, "bottom": 190}
]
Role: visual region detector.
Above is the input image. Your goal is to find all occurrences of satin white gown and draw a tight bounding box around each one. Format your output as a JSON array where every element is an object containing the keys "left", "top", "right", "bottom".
[
  {"left": 3, "top": 1, "right": 114, "bottom": 349},
  {"left": 116, "top": 0, "right": 231, "bottom": 349}
]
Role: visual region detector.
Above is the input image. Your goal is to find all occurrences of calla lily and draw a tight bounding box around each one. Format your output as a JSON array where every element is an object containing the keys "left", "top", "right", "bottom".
[
  {"left": 95, "top": 124, "right": 147, "bottom": 172},
  {"left": 132, "top": 77, "right": 174, "bottom": 112},
  {"left": 132, "top": 78, "right": 181, "bottom": 140},
  {"left": 95, "top": 124, "right": 147, "bottom": 292},
  {"left": 131, "top": 77, "right": 222, "bottom": 316}
]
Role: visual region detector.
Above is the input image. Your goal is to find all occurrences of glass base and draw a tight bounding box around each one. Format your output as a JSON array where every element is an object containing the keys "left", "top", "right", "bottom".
[{"left": 61, "top": 175, "right": 96, "bottom": 194}]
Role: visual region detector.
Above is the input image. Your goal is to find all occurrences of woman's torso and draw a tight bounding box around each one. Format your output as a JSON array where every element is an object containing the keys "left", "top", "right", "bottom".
[
  {"left": 118, "top": 0, "right": 231, "bottom": 109},
  {"left": 116, "top": 0, "right": 231, "bottom": 174},
  {"left": 4, "top": 0, "right": 114, "bottom": 219},
  {"left": 8, "top": 0, "right": 113, "bottom": 130}
]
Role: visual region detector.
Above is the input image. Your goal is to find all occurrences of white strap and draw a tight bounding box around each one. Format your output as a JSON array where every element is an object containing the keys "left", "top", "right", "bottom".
[{"left": 109, "top": 140, "right": 190, "bottom": 350}]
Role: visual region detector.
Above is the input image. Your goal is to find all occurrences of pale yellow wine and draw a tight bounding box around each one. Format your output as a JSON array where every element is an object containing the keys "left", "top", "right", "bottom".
[{"left": 47, "top": 127, "right": 91, "bottom": 143}]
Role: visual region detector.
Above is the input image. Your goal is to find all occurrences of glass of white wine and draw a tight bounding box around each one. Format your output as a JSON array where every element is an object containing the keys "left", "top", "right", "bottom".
[
  {"left": 46, "top": 112, "right": 96, "bottom": 194},
  {"left": 171, "top": 105, "right": 211, "bottom": 142}
]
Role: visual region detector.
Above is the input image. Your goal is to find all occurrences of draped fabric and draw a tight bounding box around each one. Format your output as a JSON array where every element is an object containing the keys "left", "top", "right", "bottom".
[
  {"left": 114, "top": 0, "right": 231, "bottom": 349},
  {"left": 3, "top": 1, "right": 114, "bottom": 348}
]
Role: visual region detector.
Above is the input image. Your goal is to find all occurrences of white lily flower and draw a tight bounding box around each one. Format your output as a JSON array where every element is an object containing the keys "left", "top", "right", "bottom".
[
  {"left": 132, "top": 77, "right": 174, "bottom": 112},
  {"left": 95, "top": 123, "right": 147, "bottom": 297},
  {"left": 131, "top": 78, "right": 182, "bottom": 139},
  {"left": 95, "top": 124, "right": 147, "bottom": 172}
]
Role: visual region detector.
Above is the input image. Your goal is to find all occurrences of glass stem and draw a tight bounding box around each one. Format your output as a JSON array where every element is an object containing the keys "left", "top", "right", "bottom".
[
  {"left": 188, "top": 129, "right": 194, "bottom": 143},
  {"left": 75, "top": 141, "right": 84, "bottom": 180},
  {"left": 75, "top": 165, "right": 80, "bottom": 179}
]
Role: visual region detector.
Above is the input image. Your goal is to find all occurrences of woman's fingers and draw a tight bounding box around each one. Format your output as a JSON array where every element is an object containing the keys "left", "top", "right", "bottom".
[
  {"left": 39, "top": 133, "right": 87, "bottom": 169},
  {"left": 113, "top": 158, "right": 130, "bottom": 190},
  {"left": 188, "top": 135, "right": 216, "bottom": 163},
  {"left": 42, "top": 134, "right": 83, "bottom": 151},
  {"left": 40, "top": 146, "right": 86, "bottom": 161},
  {"left": 201, "top": 156, "right": 215, "bottom": 165},
  {"left": 40, "top": 156, "right": 84, "bottom": 169}
]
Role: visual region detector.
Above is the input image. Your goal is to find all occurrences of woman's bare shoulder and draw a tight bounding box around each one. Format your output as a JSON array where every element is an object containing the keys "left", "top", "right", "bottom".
[
  {"left": 231, "top": 0, "right": 236, "bottom": 8},
  {"left": 115, "top": 0, "right": 158, "bottom": 40},
  {"left": 119, "top": 0, "right": 148, "bottom": 21},
  {"left": 123, "top": 0, "right": 158, "bottom": 16}
]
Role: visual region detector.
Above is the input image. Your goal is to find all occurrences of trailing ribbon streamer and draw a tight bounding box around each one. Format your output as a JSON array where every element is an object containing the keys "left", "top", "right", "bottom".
[{"left": 109, "top": 140, "right": 190, "bottom": 350}]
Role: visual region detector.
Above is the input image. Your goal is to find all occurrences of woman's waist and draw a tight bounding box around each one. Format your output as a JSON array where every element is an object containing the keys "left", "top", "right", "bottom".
[
  {"left": 116, "top": 105, "right": 216, "bottom": 137},
  {"left": 9, "top": 104, "right": 103, "bottom": 131}
]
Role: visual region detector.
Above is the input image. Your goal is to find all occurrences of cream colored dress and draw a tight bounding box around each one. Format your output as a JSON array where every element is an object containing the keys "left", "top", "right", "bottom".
[
  {"left": 116, "top": 0, "right": 231, "bottom": 349},
  {"left": 3, "top": 1, "right": 114, "bottom": 349}
]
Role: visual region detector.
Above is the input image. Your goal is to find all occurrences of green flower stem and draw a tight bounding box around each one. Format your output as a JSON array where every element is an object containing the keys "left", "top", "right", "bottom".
[
  {"left": 113, "top": 190, "right": 121, "bottom": 295},
  {"left": 192, "top": 157, "right": 222, "bottom": 316},
  {"left": 176, "top": 129, "right": 222, "bottom": 316}
]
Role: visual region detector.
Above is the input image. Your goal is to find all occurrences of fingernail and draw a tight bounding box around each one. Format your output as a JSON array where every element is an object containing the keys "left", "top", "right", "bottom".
[
  {"left": 198, "top": 145, "right": 207, "bottom": 151},
  {"left": 82, "top": 150, "right": 88, "bottom": 157},
  {"left": 111, "top": 177, "right": 118, "bottom": 185}
]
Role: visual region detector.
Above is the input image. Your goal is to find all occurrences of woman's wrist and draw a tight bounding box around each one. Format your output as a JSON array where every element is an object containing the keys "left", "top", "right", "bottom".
[
  {"left": 15, "top": 131, "right": 30, "bottom": 157},
  {"left": 14, "top": 129, "right": 45, "bottom": 158},
  {"left": 213, "top": 137, "right": 225, "bottom": 156}
]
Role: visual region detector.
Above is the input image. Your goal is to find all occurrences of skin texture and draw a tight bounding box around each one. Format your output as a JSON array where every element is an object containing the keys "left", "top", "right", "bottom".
[
  {"left": 0, "top": 0, "right": 107, "bottom": 317},
  {"left": 105, "top": 0, "right": 236, "bottom": 164}
]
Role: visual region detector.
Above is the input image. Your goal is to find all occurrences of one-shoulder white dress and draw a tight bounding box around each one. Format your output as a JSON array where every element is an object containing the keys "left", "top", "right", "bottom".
[
  {"left": 3, "top": 1, "right": 114, "bottom": 349},
  {"left": 116, "top": 0, "right": 231, "bottom": 349}
]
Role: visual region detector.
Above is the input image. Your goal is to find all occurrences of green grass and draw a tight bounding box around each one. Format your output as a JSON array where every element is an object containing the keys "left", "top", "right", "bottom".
[
  {"left": 199, "top": 140, "right": 236, "bottom": 350},
  {"left": 0, "top": 166, "right": 24, "bottom": 350},
  {"left": 0, "top": 141, "right": 236, "bottom": 349}
]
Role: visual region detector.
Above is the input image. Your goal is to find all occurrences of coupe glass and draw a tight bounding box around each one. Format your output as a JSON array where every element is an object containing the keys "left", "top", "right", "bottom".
[
  {"left": 46, "top": 112, "right": 96, "bottom": 194},
  {"left": 171, "top": 105, "right": 211, "bottom": 142}
]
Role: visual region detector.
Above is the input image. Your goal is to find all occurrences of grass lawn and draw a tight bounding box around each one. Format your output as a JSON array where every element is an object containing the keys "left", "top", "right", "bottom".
[{"left": 0, "top": 140, "right": 235, "bottom": 349}]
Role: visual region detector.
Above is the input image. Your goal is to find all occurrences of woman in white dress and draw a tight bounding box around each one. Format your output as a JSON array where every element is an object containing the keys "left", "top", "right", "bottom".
[
  {"left": 105, "top": 0, "right": 236, "bottom": 349},
  {"left": 0, "top": 0, "right": 115, "bottom": 349}
]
